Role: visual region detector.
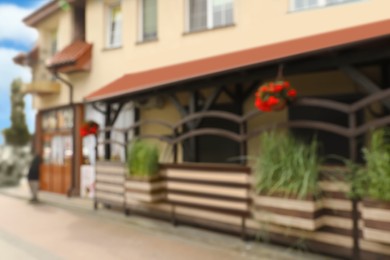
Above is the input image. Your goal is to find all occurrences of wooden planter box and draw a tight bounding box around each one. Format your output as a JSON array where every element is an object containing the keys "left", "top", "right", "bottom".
[
  {"left": 362, "top": 199, "right": 390, "bottom": 244},
  {"left": 253, "top": 193, "right": 323, "bottom": 231},
  {"left": 125, "top": 176, "right": 165, "bottom": 203}
]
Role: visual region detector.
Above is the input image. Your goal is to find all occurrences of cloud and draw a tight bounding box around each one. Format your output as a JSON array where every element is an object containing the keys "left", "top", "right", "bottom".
[
  {"left": 0, "top": 47, "right": 35, "bottom": 144},
  {"left": 0, "top": 4, "right": 39, "bottom": 48}
]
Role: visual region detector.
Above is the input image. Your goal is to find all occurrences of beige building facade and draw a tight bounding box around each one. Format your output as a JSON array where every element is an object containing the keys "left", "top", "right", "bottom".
[
  {"left": 25, "top": 0, "right": 390, "bottom": 109},
  {"left": 13, "top": 0, "right": 390, "bottom": 191}
]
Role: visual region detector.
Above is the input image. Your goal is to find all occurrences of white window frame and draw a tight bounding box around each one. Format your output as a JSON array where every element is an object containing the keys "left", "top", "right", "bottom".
[
  {"left": 106, "top": 2, "right": 122, "bottom": 48},
  {"left": 186, "top": 0, "right": 234, "bottom": 33},
  {"left": 290, "top": 0, "right": 361, "bottom": 12},
  {"left": 138, "top": 0, "right": 158, "bottom": 42}
]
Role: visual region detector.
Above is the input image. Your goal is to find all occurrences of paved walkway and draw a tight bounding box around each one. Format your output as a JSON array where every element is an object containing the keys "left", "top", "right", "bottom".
[{"left": 0, "top": 180, "right": 336, "bottom": 260}]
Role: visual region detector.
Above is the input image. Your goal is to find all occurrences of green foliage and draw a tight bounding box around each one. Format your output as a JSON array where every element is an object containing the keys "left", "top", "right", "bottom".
[
  {"left": 127, "top": 140, "right": 159, "bottom": 178},
  {"left": 58, "top": 0, "right": 71, "bottom": 11},
  {"left": 354, "top": 128, "right": 390, "bottom": 201},
  {"left": 255, "top": 132, "right": 320, "bottom": 199},
  {"left": 3, "top": 78, "right": 30, "bottom": 146}
]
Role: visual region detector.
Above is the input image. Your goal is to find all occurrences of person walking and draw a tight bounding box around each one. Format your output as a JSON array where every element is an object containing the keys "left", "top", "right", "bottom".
[{"left": 27, "top": 154, "right": 41, "bottom": 202}]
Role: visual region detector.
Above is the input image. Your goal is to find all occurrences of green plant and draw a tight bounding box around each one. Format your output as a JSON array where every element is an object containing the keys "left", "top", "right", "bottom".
[
  {"left": 127, "top": 140, "right": 159, "bottom": 178},
  {"left": 255, "top": 131, "right": 320, "bottom": 199},
  {"left": 3, "top": 78, "right": 31, "bottom": 146},
  {"left": 355, "top": 128, "right": 390, "bottom": 201}
]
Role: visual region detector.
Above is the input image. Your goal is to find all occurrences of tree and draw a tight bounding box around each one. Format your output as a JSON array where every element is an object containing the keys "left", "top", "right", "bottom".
[{"left": 3, "top": 78, "right": 30, "bottom": 146}]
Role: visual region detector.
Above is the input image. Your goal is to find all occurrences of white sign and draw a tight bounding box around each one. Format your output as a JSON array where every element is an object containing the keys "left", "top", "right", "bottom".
[{"left": 80, "top": 165, "right": 96, "bottom": 199}]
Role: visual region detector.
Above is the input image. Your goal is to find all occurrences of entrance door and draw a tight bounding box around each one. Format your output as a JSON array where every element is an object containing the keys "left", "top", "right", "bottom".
[{"left": 41, "top": 135, "right": 73, "bottom": 194}]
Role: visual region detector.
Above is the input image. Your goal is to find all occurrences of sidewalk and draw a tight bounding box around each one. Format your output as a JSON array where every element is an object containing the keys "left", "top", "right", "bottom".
[{"left": 0, "top": 179, "right": 336, "bottom": 260}]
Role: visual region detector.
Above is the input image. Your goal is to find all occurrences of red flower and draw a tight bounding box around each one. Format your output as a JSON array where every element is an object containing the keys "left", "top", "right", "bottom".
[
  {"left": 254, "top": 80, "right": 296, "bottom": 112},
  {"left": 274, "top": 84, "right": 284, "bottom": 92},
  {"left": 80, "top": 121, "right": 99, "bottom": 137},
  {"left": 287, "top": 89, "right": 297, "bottom": 98},
  {"left": 267, "top": 96, "right": 280, "bottom": 106}
]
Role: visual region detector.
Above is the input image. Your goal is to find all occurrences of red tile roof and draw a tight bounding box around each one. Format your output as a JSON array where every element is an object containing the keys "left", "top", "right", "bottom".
[
  {"left": 23, "top": 0, "right": 60, "bottom": 27},
  {"left": 13, "top": 46, "right": 39, "bottom": 66},
  {"left": 47, "top": 41, "right": 92, "bottom": 73},
  {"left": 86, "top": 18, "right": 390, "bottom": 102}
]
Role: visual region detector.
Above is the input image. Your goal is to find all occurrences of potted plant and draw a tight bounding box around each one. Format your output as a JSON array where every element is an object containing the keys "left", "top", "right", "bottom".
[
  {"left": 357, "top": 128, "right": 390, "bottom": 244},
  {"left": 125, "top": 140, "right": 165, "bottom": 203},
  {"left": 253, "top": 131, "right": 323, "bottom": 231},
  {"left": 254, "top": 81, "right": 297, "bottom": 112}
]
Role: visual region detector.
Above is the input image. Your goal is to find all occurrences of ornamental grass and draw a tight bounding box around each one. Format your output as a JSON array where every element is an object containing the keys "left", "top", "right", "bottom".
[
  {"left": 127, "top": 140, "right": 159, "bottom": 178},
  {"left": 255, "top": 131, "right": 320, "bottom": 199},
  {"left": 356, "top": 128, "right": 390, "bottom": 201}
]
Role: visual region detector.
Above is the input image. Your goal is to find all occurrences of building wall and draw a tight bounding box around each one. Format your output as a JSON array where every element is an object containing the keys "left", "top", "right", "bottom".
[{"left": 31, "top": 0, "right": 390, "bottom": 110}]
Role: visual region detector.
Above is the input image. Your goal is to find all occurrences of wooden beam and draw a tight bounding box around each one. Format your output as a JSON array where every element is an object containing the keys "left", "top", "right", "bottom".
[
  {"left": 194, "top": 85, "right": 224, "bottom": 128},
  {"left": 104, "top": 104, "right": 112, "bottom": 160},
  {"left": 223, "top": 86, "right": 236, "bottom": 102},
  {"left": 109, "top": 101, "right": 125, "bottom": 126},
  {"left": 340, "top": 65, "right": 390, "bottom": 109},
  {"left": 242, "top": 80, "right": 261, "bottom": 101},
  {"left": 92, "top": 102, "right": 106, "bottom": 115},
  {"left": 168, "top": 93, "right": 188, "bottom": 118}
]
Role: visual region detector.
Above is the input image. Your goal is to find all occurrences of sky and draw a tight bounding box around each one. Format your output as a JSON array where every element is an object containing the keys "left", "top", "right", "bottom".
[{"left": 0, "top": 0, "right": 50, "bottom": 144}]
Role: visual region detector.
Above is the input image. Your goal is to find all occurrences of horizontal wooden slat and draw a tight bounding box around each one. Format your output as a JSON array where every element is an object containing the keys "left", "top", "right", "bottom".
[
  {"left": 161, "top": 163, "right": 250, "bottom": 173},
  {"left": 364, "top": 219, "right": 390, "bottom": 231},
  {"left": 319, "top": 181, "right": 350, "bottom": 193},
  {"left": 96, "top": 164, "right": 126, "bottom": 175},
  {"left": 363, "top": 228, "right": 390, "bottom": 244},
  {"left": 318, "top": 226, "right": 355, "bottom": 237},
  {"left": 126, "top": 192, "right": 165, "bottom": 203},
  {"left": 125, "top": 180, "right": 165, "bottom": 192},
  {"left": 167, "top": 182, "right": 248, "bottom": 198},
  {"left": 169, "top": 190, "right": 249, "bottom": 203},
  {"left": 96, "top": 174, "right": 124, "bottom": 184},
  {"left": 322, "top": 198, "right": 352, "bottom": 211},
  {"left": 252, "top": 212, "right": 321, "bottom": 231},
  {"left": 166, "top": 169, "right": 249, "bottom": 184},
  {"left": 321, "top": 216, "right": 352, "bottom": 229},
  {"left": 176, "top": 206, "right": 243, "bottom": 225},
  {"left": 254, "top": 205, "right": 322, "bottom": 219},
  {"left": 253, "top": 196, "right": 321, "bottom": 212},
  {"left": 362, "top": 206, "right": 390, "bottom": 222},
  {"left": 96, "top": 183, "right": 124, "bottom": 193},
  {"left": 321, "top": 208, "right": 354, "bottom": 218},
  {"left": 168, "top": 194, "right": 248, "bottom": 211},
  {"left": 96, "top": 192, "right": 124, "bottom": 203},
  {"left": 360, "top": 239, "right": 390, "bottom": 255},
  {"left": 167, "top": 178, "right": 249, "bottom": 188},
  {"left": 247, "top": 220, "right": 353, "bottom": 249}
]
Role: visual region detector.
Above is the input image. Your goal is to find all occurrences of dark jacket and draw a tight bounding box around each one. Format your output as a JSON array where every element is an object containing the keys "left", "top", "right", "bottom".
[{"left": 28, "top": 155, "right": 41, "bottom": 181}]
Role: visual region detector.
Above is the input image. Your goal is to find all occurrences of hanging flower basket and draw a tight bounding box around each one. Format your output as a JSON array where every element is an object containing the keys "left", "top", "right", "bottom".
[
  {"left": 80, "top": 121, "right": 99, "bottom": 137},
  {"left": 254, "top": 81, "right": 297, "bottom": 112}
]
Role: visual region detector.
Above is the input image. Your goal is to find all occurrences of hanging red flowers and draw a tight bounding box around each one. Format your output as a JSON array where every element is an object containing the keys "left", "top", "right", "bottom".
[
  {"left": 80, "top": 121, "right": 99, "bottom": 137},
  {"left": 254, "top": 81, "right": 297, "bottom": 112}
]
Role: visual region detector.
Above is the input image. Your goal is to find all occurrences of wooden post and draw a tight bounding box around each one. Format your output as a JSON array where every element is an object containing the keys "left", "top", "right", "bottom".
[
  {"left": 104, "top": 103, "right": 112, "bottom": 160},
  {"left": 349, "top": 113, "right": 360, "bottom": 260}
]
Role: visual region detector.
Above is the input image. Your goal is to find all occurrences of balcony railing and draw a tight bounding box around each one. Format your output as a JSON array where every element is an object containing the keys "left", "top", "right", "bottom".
[{"left": 23, "top": 81, "right": 61, "bottom": 95}]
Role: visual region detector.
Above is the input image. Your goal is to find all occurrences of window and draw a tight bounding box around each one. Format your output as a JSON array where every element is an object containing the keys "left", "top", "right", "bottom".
[
  {"left": 50, "top": 30, "right": 57, "bottom": 55},
  {"left": 106, "top": 3, "right": 122, "bottom": 48},
  {"left": 188, "top": 0, "right": 233, "bottom": 32},
  {"left": 291, "top": 0, "right": 360, "bottom": 11},
  {"left": 140, "top": 0, "right": 157, "bottom": 41}
]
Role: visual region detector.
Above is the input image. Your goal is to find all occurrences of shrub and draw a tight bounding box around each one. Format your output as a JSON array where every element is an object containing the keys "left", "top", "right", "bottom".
[
  {"left": 127, "top": 140, "right": 159, "bottom": 178},
  {"left": 255, "top": 131, "right": 320, "bottom": 199}
]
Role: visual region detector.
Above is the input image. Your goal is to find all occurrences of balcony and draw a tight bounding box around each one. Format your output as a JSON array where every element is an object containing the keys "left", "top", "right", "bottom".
[{"left": 23, "top": 81, "right": 61, "bottom": 95}]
